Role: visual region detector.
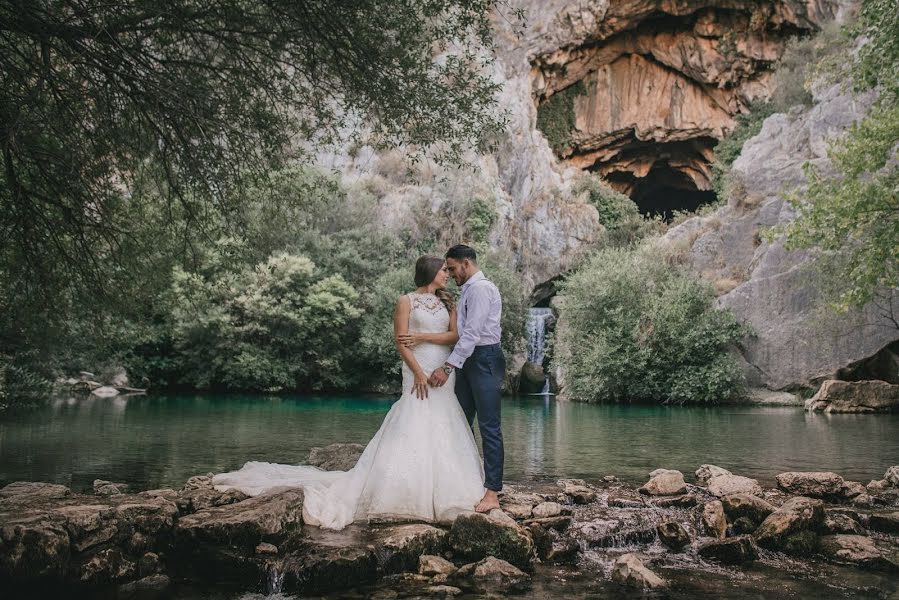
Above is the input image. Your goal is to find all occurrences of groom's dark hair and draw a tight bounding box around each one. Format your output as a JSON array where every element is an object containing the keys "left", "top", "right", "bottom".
[{"left": 445, "top": 244, "right": 477, "bottom": 262}]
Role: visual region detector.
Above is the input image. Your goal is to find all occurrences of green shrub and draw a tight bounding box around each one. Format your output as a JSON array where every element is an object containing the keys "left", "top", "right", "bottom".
[
  {"left": 0, "top": 354, "right": 53, "bottom": 412},
  {"left": 536, "top": 81, "right": 586, "bottom": 152},
  {"left": 556, "top": 244, "right": 748, "bottom": 404}
]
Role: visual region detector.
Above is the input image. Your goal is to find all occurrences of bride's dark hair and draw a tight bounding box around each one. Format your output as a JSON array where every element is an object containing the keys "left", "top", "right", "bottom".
[{"left": 414, "top": 256, "right": 455, "bottom": 313}]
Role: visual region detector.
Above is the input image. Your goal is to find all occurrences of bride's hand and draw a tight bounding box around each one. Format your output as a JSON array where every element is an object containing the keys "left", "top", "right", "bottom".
[
  {"left": 397, "top": 333, "right": 421, "bottom": 348},
  {"left": 412, "top": 371, "right": 429, "bottom": 400}
]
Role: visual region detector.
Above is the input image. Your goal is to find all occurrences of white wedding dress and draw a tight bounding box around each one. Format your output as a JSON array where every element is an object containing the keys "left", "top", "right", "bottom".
[{"left": 212, "top": 292, "right": 486, "bottom": 530}]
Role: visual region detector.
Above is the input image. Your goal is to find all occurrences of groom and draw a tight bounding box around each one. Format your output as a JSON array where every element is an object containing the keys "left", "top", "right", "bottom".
[{"left": 428, "top": 244, "right": 505, "bottom": 513}]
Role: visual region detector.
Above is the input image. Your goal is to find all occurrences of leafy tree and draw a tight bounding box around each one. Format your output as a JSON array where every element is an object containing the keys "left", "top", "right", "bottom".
[{"left": 779, "top": 0, "right": 898, "bottom": 317}]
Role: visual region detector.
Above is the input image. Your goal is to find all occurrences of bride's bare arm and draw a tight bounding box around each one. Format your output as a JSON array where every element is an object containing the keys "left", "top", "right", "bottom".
[
  {"left": 394, "top": 296, "right": 429, "bottom": 399},
  {"left": 399, "top": 308, "right": 459, "bottom": 347}
]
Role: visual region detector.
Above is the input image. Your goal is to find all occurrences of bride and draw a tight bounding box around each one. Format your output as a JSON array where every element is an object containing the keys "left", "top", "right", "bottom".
[{"left": 212, "top": 256, "right": 486, "bottom": 530}]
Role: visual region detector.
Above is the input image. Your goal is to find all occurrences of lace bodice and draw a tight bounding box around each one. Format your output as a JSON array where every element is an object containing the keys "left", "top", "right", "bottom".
[{"left": 408, "top": 293, "right": 450, "bottom": 334}]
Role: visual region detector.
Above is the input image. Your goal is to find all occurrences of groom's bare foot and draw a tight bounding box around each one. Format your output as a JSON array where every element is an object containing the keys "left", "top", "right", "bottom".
[{"left": 474, "top": 490, "right": 500, "bottom": 513}]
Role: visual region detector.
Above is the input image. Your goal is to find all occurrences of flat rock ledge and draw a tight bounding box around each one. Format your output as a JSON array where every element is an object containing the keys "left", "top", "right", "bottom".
[{"left": 2, "top": 463, "right": 898, "bottom": 597}]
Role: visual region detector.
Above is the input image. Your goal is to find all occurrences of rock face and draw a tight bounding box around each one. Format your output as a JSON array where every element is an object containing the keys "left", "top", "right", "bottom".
[
  {"left": 661, "top": 80, "right": 898, "bottom": 391},
  {"left": 306, "top": 443, "right": 364, "bottom": 471},
  {"left": 805, "top": 380, "right": 899, "bottom": 413},
  {"left": 529, "top": 0, "right": 849, "bottom": 200}
]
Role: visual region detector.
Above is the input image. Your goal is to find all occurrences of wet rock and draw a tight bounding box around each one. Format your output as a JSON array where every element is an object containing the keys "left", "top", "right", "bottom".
[
  {"left": 886, "top": 466, "right": 899, "bottom": 487},
  {"left": 707, "top": 474, "right": 763, "bottom": 497},
  {"left": 841, "top": 481, "right": 866, "bottom": 500},
  {"left": 373, "top": 524, "right": 448, "bottom": 573},
  {"left": 522, "top": 516, "right": 571, "bottom": 532},
  {"left": 579, "top": 509, "right": 659, "bottom": 548},
  {"left": 754, "top": 497, "right": 825, "bottom": 556},
  {"left": 502, "top": 503, "right": 533, "bottom": 519},
  {"left": 695, "top": 464, "right": 732, "bottom": 484},
  {"left": 177, "top": 486, "right": 249, "bottom": 513},
  {"left": 0, "top": 514, "right": 71, "bottom": 578},
  {"left": 819, "top": 535, "right": 899, "bottom": 572},
  {"left": 531, "top": 502, "right": 562, "bottom": 518},
  {"left": 558, "top": 479, "right": 597, "bottom": 504},
  {"left": 698, "top": 535, "right": 760, "bottom": 564},
  {"left": 0, "top": 481, "right": 72, "bottom": 502},
  {"left": 721, "top": 494, "right": 776, "bottom": 528},
  {"left": 306, "top": 443, "right": 364, "bottom": 472},
  {"left": 869, "top": 512, "right": 899, "bottom": 534},
  {"left": 650, "top": 493, "right": 700, "bottom": 508},
  {"left": 545, "top": 537, "right": 580, "bottom": 564},
  {"left": 776, "top": 472, "right": 845, "bottom": 499},
  {"left": 805, "top": 379, "right": 899, "bottom": 413},
  {"left": 419, "top": 554, "right": 456, "bottom": 577},
  {"left": 527, "top": 522, "right": 552, "bottom": 560},
  {"left": 822, "top": 510, "right": 865, "bottom": 535},
  {"left": 79, "top": 547, "right": 136, "bottom": 583},
  {"left": 731, "top": 516, "right": 758, "bottom": 535},
  {"left": 425, "top": 584, "right": 462, "bottom": 597},
  {"left": 447, "top": 510, "right": 534, "bottom": 568},
  {"left": 93, "top": 479, "right": 129, "bottom": 496},
  {"left": 118, "top": 574, "right": 170, "bottom": 594},
  {"left": 182, "top": 474, "right": 214, "bottom": 491},
  {"left": 453, "top": 556, "right": 531, "bottom": 593},
  {"left": 519, "top": 361, "right": 547, "bottom": 394},
  {"left": 255, "top": 542, "right": 278, "bottom": 555},
  {"left": 175, "top": 489, "right": 304, "bottom": 549},
  {"left": 657, "top": 521, "right": 691, "bottom": 551},
  {"left": 138, "top": 552, "right": 161, "bottom": 576},
  {"left": 610, "top": 553, "right": 666, "bottom": 590},
  {"left": 701, "top": 500, "right": 727, "bottom": 540},
  {"left": 638, "top": 469, "right": 687, "bottom": 496},
  {"left": 869, "top": 479, "right": 890, "bottom": 493}
]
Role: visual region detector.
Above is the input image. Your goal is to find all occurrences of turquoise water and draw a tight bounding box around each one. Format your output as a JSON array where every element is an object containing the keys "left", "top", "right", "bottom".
[{"left": 1, "top": 393, "right": 897, "bottom": 492}]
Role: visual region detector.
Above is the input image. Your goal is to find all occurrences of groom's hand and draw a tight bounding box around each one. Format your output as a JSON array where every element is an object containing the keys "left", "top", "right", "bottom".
[{"left": 429, "top": 368, "right": 448, "bottom": 387}]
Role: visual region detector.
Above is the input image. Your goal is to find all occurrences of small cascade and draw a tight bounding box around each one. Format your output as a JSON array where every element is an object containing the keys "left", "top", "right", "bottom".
[
  {"left": 264, "top": 560, "right": 285, "bottom": 595},
  {"left": 526, "top": 308, "right": 554, "bottom": 394}
]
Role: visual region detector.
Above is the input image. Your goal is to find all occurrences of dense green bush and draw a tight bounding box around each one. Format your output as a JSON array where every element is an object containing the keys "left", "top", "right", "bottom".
[
  {"left": 0, "top": 354, "right": 53, "bottom": 412},
  {"left": 556, "top": 244, "right": 748, "bottom": 404},
  {"left": 575, "top": 176, "right": 665, "bottom": 247}
]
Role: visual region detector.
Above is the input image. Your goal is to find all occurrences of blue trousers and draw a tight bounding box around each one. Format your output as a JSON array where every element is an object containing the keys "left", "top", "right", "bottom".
[{"left": 455, "top": 343, "right": 505, "bottom": 491}]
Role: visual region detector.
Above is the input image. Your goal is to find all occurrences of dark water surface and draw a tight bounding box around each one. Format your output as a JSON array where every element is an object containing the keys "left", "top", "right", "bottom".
[{"left": 1, "top": 393, "right": 898, "bottom": 492}]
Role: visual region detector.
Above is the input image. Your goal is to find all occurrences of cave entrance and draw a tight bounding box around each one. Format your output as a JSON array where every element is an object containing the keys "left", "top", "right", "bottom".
[{"left": 630, "top": 162, "right": 717, "bottom": 220}]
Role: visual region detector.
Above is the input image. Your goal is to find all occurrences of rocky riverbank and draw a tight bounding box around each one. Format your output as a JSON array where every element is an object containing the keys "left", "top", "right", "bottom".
[{"left": 2, "top": 445, "right": 898, "bottom": 598}]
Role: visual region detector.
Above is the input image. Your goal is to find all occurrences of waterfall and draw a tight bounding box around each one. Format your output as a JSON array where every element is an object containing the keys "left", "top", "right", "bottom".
[
  {"left": 526, "top": 308, "right": 554, "bottom": 394},
  {"left": 265, "top": 561, "right": 285, "bottom": 595}
]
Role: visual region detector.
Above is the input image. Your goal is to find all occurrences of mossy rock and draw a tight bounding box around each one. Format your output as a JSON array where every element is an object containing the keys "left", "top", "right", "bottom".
[{"left": 447, "top": 512, "right": 534, "bottom": 568}]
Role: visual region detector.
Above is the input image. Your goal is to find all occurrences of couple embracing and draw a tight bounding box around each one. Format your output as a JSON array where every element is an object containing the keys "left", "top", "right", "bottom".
[{"left": 213, "top": 244, "right": 506, "bottom": 530}]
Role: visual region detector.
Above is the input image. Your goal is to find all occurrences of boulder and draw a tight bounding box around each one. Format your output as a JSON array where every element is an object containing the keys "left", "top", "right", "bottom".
[
  {"left": 698, "top": 535, "right": 760, "bottom": 564},
  {"left": 695, "top": 464, "right": 732, "bottom": 485},
  {"left": 805, "top": 380, "right": 899, "bottom": 413},
  {"left": 638, "top": 470, "right": 687, "bottom": 496},
  {"left": 502, "top": 503, "right": 533, "bottom": 520},
  {"left": 453, "top": 556, "right": 530, "bottom": 593},
  {"left": 255, "top": 542, "right": 278, "bottom": 555},
  {"left": 419, "top": 554, "right": 456, "bottom": 577},
  {"left": 707, "top": 474, "right": 763, "bottom": 497},
  {"left": 79, "top": 547, "right": 136, "bottom": 584},
  {"left": 840, "top": 481, "right": 866, "bottom": 500},
  {"left": 93, "top": 480, "right": 129, "bottom": 496},
  {"left": 373, "top": 524, "right": 448, "bottom": 573},
  {"left": 0, "top": 481, "right": 72, "bottom": 502},
  {"left": 107, "top": 367, "right": 130, "bottom": 388},
  {"left": 531, "top": 502, "right": 562, "bottom": 518},
  {"left": 775, "top": 472, "right": 845, "bottom": 498},
  {"left": 818, "top": 535, "right": 899, "bottom": 572},
  {"left": 306, "top": 443, "right": 364, "bottom": 472},
  {"left": 118, "top": 574, "right": 170, "bottom": 594},
  {"left": 885, "top": 466, "right": 899, "bottom": 487},
  {"left": 522, "top": 516, "right": 571, "bottom": 532},
  {"left": 610, "top": 553, "right": 666, "bottom": 590},
  {"left": 91, "top": 386, "right": 120, "bottom": 398},
  {"left": 656, "top": 521, "right": 691, "bottom": 551},
  {"left": 177, "top": 486, "right": 249, "bottom": 514},
  {"left": 868, "top": 512, "right": 899, "bottom": 534},
  {"left": 558, "top": 479, "right": 597, "bottom": 504},
  {"left": 175, "top": 489, "right": 304, "bottom": 549},
  {"left": 754, "top": 497, "right": 825, "bottom": 556},
  {"left": 701, "top": 500, "right": 727, "bottom": 540},
  {"left": 447, "top": 510, "right": 534, "bottom": 568},
  {"left": 721, "top": 494, "right": 776, "bottom": 528},
  {"left": 822, "top": 510, "right": 865, "bottom": 535},
  {"left": 519, "top": 362, "right": 547, "bottom": 394}
]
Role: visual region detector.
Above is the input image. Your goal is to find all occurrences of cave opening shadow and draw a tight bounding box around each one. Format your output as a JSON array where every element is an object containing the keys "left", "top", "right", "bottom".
[{"left": 630, "top": 162, "right": 717, "bottom": 221}]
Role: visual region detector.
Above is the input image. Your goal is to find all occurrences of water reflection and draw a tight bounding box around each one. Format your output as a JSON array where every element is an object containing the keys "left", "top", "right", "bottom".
[{"left": 1, "top": 394, "right": 897, "bottom": 492}]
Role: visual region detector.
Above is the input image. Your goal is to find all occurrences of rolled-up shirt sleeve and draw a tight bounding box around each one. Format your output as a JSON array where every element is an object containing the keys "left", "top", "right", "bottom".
[{"left": 446, "top": 285, "right": 490, "bottom": 368}]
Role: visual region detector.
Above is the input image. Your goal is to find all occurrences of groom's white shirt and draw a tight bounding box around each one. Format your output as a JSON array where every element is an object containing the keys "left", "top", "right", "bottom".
[{"left": 447, "top": 270, "right": 502, "bottom": 369}]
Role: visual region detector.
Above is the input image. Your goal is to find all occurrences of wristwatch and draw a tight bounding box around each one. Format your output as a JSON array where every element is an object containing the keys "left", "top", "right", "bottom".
[{"left": 441, "top": 363, "right": 454, "bottom": 375}]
